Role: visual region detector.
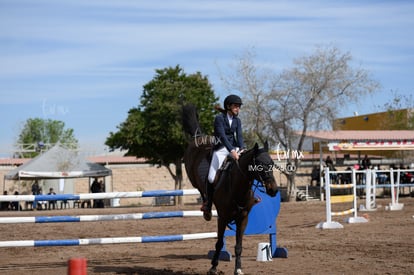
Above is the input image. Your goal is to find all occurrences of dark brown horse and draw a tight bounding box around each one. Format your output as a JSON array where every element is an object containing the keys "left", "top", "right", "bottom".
[{"left": 182, "top": 104, "right": 279, "bottom": 275}]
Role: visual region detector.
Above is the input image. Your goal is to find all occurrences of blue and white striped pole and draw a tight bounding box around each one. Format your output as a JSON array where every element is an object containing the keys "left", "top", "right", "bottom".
[
  {"left": 0, "top": 232, "right": 218, "bottom": 248},
  {"left": 0, "top": 189, "right": 201, "bottom": 202},
  {"left": 0, "top": 210, "right": 218, "bottom": 224}
]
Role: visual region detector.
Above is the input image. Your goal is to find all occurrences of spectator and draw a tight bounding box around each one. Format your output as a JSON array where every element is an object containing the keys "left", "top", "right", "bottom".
[
  {"left": 324, "top": 156, "right": 335, "bottom": 171},
  {"left": 310, "top": 165, "right": 320, "bottom": 186},
  {"left": 47, "top": 188, "right": 57, "bottom": 210},
  {"left": 401, "top": 165, "right": 413, "bottom": 183},
  {"left": 361, "top": 155, "right": 371, "bottom": 170},
  {"left": 1, "top": 191, "right": 10, "bottom": 211},
  {"left": 376, "top": 165, "right": 388, "bottom": 184},
  {"left": 324, "top": 156, "right": 337, "bottom": 183},
  {"left": 30, "top": 180, "right": 41, "bottom": 209},
  {"left": 91, "top": 178, "right": 104, "bottom": 208},
  {"left": 342, "top": 166, "right": 352, "bottom": 184},
  {"left": 37, "top": 188, "right": 47, "bottom": 210},
  {"left": 11, "top": 191, "right": 22, "bottom": 211},
  {"left": 31, "top": 180, "right": 40, "bottom": 195}
]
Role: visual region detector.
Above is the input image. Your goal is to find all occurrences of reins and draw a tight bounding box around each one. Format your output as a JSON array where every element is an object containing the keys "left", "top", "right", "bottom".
[
  {"left": 238, "top": 148, "right": 274, "bottom": 194},
  {"left": 225, "top": 147, "right": 274, "bottom": 213},
  {"left": 231, "top": 150, "right": 263, "bottom": 209}
]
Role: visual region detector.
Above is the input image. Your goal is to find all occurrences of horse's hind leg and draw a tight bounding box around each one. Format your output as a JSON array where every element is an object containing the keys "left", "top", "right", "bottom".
[{"left": 208, "top": 220, "right": 227, "bottom": 275}]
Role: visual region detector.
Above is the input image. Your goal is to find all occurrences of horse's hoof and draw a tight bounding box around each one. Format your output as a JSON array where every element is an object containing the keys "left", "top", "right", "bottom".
[
  {"left": 207, "top": 268, "right": 218, "bottom": 275},
  {"left": 203, "top": 211, "right": 212, "bottom": 221},
  {"left": 201, "top": 205, "right": 212, "bottom": 221},
  {"left": 234, "top": 268, "right": 244, "bottom": 275}
]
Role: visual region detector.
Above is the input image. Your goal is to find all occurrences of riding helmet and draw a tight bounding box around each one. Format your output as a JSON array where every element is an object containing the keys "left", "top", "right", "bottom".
[{"left": 223, "top": 94, "right": 243, "bottom": 110}]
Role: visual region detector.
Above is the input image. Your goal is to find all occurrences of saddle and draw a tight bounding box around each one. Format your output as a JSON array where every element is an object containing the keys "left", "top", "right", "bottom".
[{"left": 212, "top": 156, "right": 234, "bottom": 189}]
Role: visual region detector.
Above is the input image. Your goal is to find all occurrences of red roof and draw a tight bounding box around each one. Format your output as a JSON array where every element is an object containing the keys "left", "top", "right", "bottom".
[
  {"left": 0, "top": 156, "right": 146, "bottom": 166},
  {"left": 304, "top": 130, "right": 414, "bottom": 141},
  {"left": 0, "top": 158, "right": 30, "bottom": 166},
  {"left": 88, "top": 155, "right": 146, "bottom": 164}
]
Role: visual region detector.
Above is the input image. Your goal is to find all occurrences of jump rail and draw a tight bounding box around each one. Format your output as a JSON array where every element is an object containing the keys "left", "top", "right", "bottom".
[
  {"left": 0, "top": 189, "right": 201, "bottom": 202},
  {"left": 358, "top": 168, "right": 405, "bottom": 211},
  {"left": 0, "top": 232, "right": 218, "bottom": 248},
  {"left": 0, "top": 187, "right": 287, "bottom": 260},
  {"left": 316, "top": 168, "right": 368, "bottom": 229},
  {"left": 0, "top": 210, "right": 218, "bottom": 224}
]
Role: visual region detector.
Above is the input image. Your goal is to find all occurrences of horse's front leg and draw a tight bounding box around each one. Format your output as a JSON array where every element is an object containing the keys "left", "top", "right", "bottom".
[
  {"left": 234, "top": 215, "right": 248, "bottom": 275},
  {"left": 208, "top": 219, "right": 227, "bottom": 275}
]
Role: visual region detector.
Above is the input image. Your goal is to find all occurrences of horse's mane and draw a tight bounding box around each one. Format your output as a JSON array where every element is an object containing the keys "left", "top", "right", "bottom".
[
  {"left": 240, "top": 143, "right": 262, "bottom": 159},
  {"left": 238, "top": 143, "right": 269, "bottom": 171},
  {"left": 239, "top": 147, "right": 254, "bottom": 160}
]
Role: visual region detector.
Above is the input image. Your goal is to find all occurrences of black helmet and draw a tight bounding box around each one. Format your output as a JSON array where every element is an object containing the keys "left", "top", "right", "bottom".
[{"left": 223, "top": 94, "right": 242, "bottom": 110}]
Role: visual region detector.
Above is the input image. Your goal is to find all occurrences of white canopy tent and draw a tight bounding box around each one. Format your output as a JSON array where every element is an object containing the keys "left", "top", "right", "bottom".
[{"left": 4, "top": 144, "right": 112, "bottom": 192}]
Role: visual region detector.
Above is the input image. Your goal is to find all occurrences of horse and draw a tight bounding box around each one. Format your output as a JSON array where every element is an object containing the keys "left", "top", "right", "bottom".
[{"left": 182, "top": 104, "right": 279, "bottom": 275}]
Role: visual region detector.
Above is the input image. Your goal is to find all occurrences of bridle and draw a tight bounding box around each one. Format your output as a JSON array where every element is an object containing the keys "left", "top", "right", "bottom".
[
  {"left": 252, "top": 149, "right": 275, "bottom": 183},
  {"left": 227, "top": 148, "right": 276, "bottom": 217},
  {"left": 233, "top": 148, "right": 275, "bottom": 192}
]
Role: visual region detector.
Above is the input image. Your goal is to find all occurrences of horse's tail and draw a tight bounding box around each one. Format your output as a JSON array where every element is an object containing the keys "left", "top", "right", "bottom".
[{"left": 182, "top": 104, "right": 202, "bottom": 137}]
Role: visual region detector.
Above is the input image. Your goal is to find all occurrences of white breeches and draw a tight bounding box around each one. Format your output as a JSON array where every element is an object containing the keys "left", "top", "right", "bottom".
[
  {"left": 208, "top": 147, "right": 229, "bottom": 184},
  {"left": 208, "top": 147, "right": 239, "bottom": 184}
]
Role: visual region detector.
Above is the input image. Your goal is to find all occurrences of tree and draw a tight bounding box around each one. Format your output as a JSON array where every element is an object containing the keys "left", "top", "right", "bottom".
[
  {"left": 222, "top": 45, "right": 379, "bottom": 201},
  {"left": 106, "top": 65, "right": 218, "bottom": 203},
  {"left": 15, "top": 118, "right": 78, "bottom": 158},
  {"left": 376, "top": 91, "right": 414, "bottom": 130},
  {"left": 375, "top": 91, "right": 414, "bottom": 161}
]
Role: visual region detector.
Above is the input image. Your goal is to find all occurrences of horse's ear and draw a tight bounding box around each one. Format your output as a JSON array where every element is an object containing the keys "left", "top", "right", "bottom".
[
  {"left": 264, "top": 140, "right": 269, "bottom": 151},
  {"left": 254, "top": 142, "right": 259, "bottom": 151}
]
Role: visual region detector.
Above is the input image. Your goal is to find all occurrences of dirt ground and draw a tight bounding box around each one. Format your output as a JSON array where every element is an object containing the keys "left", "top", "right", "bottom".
[{"left": 0, "top": 197, "right": 413, "bottom": 275}]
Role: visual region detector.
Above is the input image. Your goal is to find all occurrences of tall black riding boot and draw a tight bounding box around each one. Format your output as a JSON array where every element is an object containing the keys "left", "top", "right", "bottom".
[{"left": 202, "top": 183, "right": 214, "bottom": 221}]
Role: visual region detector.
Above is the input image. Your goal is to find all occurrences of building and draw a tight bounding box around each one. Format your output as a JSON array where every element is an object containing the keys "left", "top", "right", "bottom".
[{"left": 333, "top": 108, "right": 413, "bottom": 131}]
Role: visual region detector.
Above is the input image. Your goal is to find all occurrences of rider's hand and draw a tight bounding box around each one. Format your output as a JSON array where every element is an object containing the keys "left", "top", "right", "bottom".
[{"left": 231, "top": 149, "right": 239, "bottom": 160}]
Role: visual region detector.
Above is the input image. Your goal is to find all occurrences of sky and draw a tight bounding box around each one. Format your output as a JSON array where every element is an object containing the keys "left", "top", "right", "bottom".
[{"left": 0, "top": 0, "right": 413, "bottom": 157}]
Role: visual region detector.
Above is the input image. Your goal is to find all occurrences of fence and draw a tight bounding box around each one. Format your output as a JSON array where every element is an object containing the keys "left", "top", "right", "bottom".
[
  {"left": 0, "top": 187, "right": 287, "bottom": 260},
  {"left": 316, "top": 168, "right": 368, "bottom": 229}
]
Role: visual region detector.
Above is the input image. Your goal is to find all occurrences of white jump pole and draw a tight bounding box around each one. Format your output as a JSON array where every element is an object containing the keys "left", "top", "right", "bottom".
[
  {"left": 387, "top": 168, "right": 404, "bottom": 211},
  {"left": 315, "top": 168, "right": 343, "bottom": 229},
  {"left": 360, "top": 169, "right": 377, "bottom": 211},
  {"left": 346, "top": 169, "right": 368, "bottom": 224},
  {"left": 316, "top": 168, "right": 367, "bottom": 229}
]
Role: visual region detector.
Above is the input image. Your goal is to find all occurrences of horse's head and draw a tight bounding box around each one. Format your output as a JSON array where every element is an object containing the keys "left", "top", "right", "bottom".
[{"left": 249, "top": 141, "right": 279, "bottom": 197}]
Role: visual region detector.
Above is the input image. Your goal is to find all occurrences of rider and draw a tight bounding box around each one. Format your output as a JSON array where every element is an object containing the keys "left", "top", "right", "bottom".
[{"left": 202, "top": 94, "right": 246, "bottom": 221}]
